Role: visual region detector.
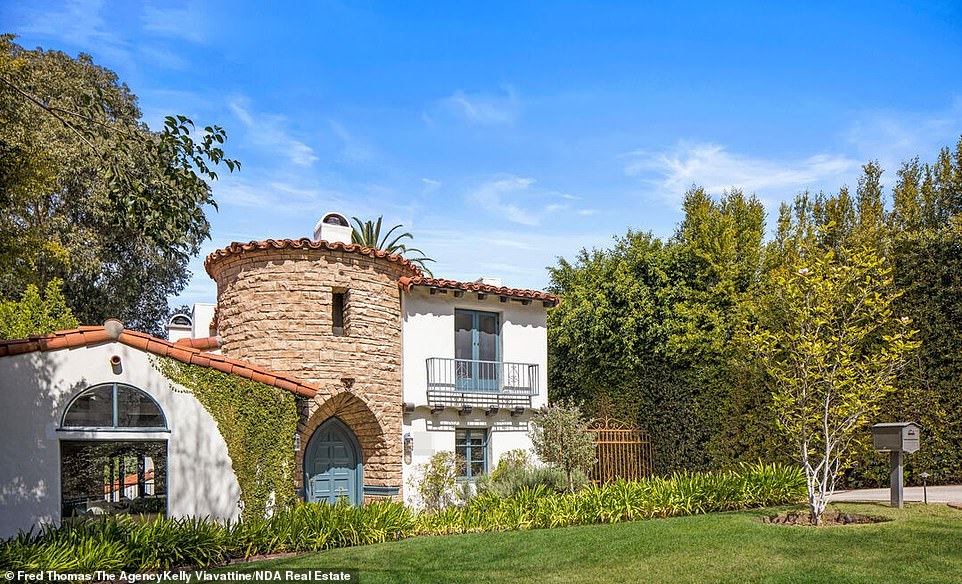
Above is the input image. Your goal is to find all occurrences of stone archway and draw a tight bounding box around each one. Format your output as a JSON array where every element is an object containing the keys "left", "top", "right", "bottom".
[{"left": 296, "top": 391, "right": 401, "bottom": 502}]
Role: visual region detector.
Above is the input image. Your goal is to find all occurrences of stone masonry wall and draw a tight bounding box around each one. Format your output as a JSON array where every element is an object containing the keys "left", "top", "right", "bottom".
[{"left": 207, "top": 247, "right": 408, "bottom": 498}]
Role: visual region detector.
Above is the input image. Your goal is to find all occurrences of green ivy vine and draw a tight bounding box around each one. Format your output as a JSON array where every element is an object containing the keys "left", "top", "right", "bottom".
[{"left": 154, "top": 357, "right": 300, "bottom": 520}]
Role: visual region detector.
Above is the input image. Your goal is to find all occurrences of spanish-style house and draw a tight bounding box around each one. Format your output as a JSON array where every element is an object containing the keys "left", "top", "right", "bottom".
[{"left": 0, "top": 212, "right": 557, "bottom": 538}]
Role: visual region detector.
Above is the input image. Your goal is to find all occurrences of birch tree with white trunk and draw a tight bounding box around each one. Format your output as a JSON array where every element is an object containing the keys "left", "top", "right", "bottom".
[{"left": 749, "top": 247, "right": 919, "bottom": 525}]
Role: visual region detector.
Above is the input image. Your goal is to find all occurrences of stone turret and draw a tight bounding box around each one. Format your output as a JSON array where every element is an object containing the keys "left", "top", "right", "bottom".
[{"left": 205, "top": 236, "right": 423, "bottom": 500}]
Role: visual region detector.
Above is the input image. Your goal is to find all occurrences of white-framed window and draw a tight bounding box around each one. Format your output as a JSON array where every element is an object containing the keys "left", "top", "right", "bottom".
[{"left": 59, "top": 383, "right": 168, "bottom": 519}]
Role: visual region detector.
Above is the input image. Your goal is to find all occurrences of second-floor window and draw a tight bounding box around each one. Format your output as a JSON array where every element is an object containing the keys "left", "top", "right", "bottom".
[
  {"left": 455, "top": 309, "right": 499, "bottom": 390},
  {"left": 332, "top": 290, "right": 347, "bottom": 336}
]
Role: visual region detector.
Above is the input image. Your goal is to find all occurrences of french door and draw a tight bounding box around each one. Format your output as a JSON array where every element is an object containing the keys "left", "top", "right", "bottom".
[{"left": 454, "top": 309, "right": 500, "bottom": 391}]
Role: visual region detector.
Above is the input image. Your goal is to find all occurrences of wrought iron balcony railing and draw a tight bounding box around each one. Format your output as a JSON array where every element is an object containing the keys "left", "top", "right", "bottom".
[{"left": 425, "top": 358, "right": 539, "bottom": 409}]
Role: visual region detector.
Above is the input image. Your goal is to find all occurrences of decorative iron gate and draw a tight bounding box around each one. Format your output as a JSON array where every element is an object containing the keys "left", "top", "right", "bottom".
[{"left": 588, "top": 417, "right": 653, "bottom": 483}]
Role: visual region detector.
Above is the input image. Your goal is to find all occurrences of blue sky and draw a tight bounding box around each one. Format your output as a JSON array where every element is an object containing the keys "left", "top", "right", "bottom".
[{"left": 4, "top": 1, "right": 962, "bottom": 306}]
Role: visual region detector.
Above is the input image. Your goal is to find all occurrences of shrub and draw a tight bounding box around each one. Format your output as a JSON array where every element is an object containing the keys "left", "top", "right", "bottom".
[
  {"left": 530, "top": 401, "right": 596, "bottom": 492},
  {"left": 0, "top": 500, "right": 416, "bottom": 572},
  {"left": 408, "top": 451, "right": 466, "bottom": 511},
  {"left": 0, "top": 463, "right": 804, "bottom": 571},
  {"left": 476, "top": 460, "right": 589, "bottom": 498},
  {"left": 415, "top": 462, "right": 805, "bottom": 535}
]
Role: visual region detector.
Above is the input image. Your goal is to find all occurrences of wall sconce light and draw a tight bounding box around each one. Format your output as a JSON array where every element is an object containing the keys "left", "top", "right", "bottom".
[
  {"left": 403, "top": 432, "right": 414, "bottom": 465},
  {"left": 294, "top": 434, "right": 301, "bottom": 452},
  {"left": 109, "top": 354, "right": 122, "bottom": 375}
]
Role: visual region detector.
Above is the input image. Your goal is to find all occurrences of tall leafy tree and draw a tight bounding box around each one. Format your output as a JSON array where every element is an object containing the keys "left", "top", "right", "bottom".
[
  {"left": 548, "top": 188, "right": 766, "bottom": 473},
  {"left": 0, "top": 279, "right": 78, "bottom": 339},
  {"left": 0, "top": 36, "right": 237, "bottom": 335},
  {"left": 747, "top": 247, "right": 918, "bottom": 524}
]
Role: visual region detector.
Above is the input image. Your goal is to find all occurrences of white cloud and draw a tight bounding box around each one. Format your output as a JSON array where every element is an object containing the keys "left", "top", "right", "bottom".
[
  {"left": 440, "top": 86, "right": 520, "bottom": 125},
  {"left": 421, "top": 178, "right": 442, "bottom": 194},
  {"left": 467, "top": 174, "right": 593, "bottom": 226},
  {"left": 16, "top": 0, "right": 131, "bottom": 65},
  {"left": 228, "top": 98, "right": 319, "bottom": 167},
  {"left": 468, "top": 175, "right": 541, "bottom": 226},
  {"left": 624, "top": 142, "right": 859, "bottom": 207},
  {"left": 413, "top": 227, "right": 610, "bottom": 290},
  {"left": 843, "top": 99, "right": 962, "bottom": 171},
  {"left": 328, "top": 120, "right": 372, "bottom": 162},
  {"left": 141, "top": 2, "right": 206, "bottom": 43}
]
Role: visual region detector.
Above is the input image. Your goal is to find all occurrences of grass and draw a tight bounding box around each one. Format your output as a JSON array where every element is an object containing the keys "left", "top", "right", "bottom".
[{"left": 222, "top": 503, "right": 962, "bottom": 583}]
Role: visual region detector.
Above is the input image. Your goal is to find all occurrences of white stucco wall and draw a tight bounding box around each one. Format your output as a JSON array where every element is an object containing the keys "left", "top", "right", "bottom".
[
  {"left": 401, "top": 288, "right": 548, "bottom": 408},
  {"left": 400, "top": 288, "right": 550, "bottom": 499},
  {"left": 0, "top": 342, "right": 241, "bottom": 538},
  {"left": 191, "top": 303, "right": 216, "bottom": 339}
]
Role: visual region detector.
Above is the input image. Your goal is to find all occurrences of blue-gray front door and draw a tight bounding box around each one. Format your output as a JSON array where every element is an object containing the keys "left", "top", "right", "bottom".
[{"left": 304, "top": 418, "right": 361, "bottom": 504}]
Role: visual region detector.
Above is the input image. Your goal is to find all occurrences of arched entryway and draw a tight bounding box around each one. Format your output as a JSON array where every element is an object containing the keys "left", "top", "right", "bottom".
[{"left": 303, "top": 417, "right": 362, "bottom": 504}]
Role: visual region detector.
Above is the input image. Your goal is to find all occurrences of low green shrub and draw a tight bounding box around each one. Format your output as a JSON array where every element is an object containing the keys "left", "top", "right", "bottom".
[
  {"left": 0, "top": 500, "right": 415, "bottom": 572},
  {"left": 0, "top": 463, "right": 803, "bottom": 572},
  {"left": 415, "top": 462, "right": 805, "bottom": 534},
  {"left": 407, "top": 451, "right": 467, "bottom": 511},
  {"left": 475, "top": 460, "right": 589, "bottom": 498}
]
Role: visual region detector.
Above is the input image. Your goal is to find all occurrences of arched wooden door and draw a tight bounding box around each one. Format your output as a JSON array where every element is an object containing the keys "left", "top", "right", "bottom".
[{"left": 303, "top": 417, "right": 362, "bottom": 504}]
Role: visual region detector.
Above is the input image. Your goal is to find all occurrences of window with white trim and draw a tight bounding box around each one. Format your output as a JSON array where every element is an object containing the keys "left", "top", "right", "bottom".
[{"left": 60, "top": 383, "right": 168, "bottom": 518}]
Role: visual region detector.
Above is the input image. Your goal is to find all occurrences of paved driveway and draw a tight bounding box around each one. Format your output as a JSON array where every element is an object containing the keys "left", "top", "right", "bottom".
[{"left": 831, "top": 485, "right": 962, "bottom": 504}]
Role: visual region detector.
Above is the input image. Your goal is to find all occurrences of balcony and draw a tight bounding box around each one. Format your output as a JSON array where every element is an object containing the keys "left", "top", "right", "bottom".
[{"left": 425, "top": 357, "right": 539, "bottom": 410}]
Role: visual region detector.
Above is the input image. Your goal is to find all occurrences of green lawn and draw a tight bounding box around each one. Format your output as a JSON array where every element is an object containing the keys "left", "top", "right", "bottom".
[{"left": 226, "top": 503, "right": 962, "bottom": 583}]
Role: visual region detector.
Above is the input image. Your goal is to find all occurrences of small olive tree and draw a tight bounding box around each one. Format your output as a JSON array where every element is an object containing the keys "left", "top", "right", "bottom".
[
  {"left": 529, "top": 400, "right": 597, "bottom": 492},
  {"left": 749, "top": 247, "right": 919, "bottom": 524},
  {"left": 408, "top": 451, "right": 465, "bottom": 511}
]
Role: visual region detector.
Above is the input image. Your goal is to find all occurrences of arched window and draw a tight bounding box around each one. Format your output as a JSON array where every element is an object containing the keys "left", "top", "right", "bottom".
[
  {"left": 169, "top": 313, "right": 192, "bottom": 328},
  {"left": 62, "top": 383, "right": 167, "bottom": 429},
  {"left": 60, "top": 384, "right": 168, "bottom": 519}
]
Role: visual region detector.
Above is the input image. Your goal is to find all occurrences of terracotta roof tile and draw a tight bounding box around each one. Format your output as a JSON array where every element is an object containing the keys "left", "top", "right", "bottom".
[
  {"left": 190, "top": 355, "right": 210, "bottom": 367},
  {"left": 82, "top": 330, "right": 111, "bottom": 344},
  {"left": 0, "top": 324, "right": 318, "bottom": 398},
  {"left": 398, "top": 277, "right": 560, "bottom": 307},
  {"left": 174, "top": 336, "right": 220, "bottom": 350},
  {"left": 123, "top": 334, "right": 150, "bottom": 351},
  {"left": 204, "top": 238, "right": 423, "bottom": 278}
]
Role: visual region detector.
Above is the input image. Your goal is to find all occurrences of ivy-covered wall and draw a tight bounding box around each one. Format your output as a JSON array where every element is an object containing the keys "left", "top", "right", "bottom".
[{"left": 155, "top": 357, "right": 300, "bottom": 520}]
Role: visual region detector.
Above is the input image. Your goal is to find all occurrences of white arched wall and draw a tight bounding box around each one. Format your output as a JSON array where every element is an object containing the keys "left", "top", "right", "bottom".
[{"left": 0, "top": 342, "right": 241, "bottom": 538}]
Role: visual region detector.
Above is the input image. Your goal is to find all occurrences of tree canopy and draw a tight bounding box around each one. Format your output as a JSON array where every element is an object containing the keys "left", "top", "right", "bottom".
[
  {"left": 549, "top": 137, "right": 962, "bottom": 487},
  {"left": 748, "top": 246, "right": 918, "bottom": 523},
  {"left": 0, "top": 35, "right": 238, "bottom": 336}
]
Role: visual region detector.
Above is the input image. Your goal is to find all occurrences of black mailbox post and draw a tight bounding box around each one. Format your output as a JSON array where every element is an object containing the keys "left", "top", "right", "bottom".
[{"left": 871, "top": 422, "right": 921, "bottom": 508}]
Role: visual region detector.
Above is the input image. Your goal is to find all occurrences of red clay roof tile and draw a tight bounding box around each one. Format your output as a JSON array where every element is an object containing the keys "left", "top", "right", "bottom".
[
  {"left": 205, "top": 238, "right": 424, "bottom": 278},
  {"left": 0, "top": 325, "right": 318, "bottom": 398},
  {"left": 398, "top": 276, "right": 560, "bottom": 307},
  {"left": 174, "top": 336, "right": 220, "bottom": 350}
]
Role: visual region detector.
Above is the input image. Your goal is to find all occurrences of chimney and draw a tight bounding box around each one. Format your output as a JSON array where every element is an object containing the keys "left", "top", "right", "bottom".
[
  {"left": 313, "top": 212, "right": 352, "bottom": 244},
  {"left": 166, "top": 313, "right": 193, "bottom": 342}
]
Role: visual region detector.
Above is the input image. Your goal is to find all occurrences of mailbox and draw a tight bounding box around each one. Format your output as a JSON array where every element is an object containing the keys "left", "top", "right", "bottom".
[{"left": 872, "top": 422, "right": 921, "bottom": 453}]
